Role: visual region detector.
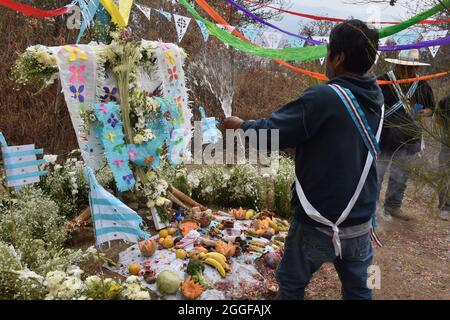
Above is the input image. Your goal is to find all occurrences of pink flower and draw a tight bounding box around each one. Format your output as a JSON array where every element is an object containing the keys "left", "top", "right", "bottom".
[{"left": 69, "top": 65, "right": 86, "bottom": 84}]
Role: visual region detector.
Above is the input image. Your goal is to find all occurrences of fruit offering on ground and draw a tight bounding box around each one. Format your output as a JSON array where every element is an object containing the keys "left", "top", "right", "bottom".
[
  {"left": 128, "top": 263, "right": 142, "bottom": 275},
  {"left": 179, "top": 220, "right": 200, "bottom": 237},
  {"left": 230, "top": 207, "right": 247, "bottom": 220},
  {"left": 245, "top": 209, "right": 256, "bottom": 220},
  {"left": 176, "top": 249, "right": 187, "bottom": 259},
  {"left": 263, "top": 252, "right": 282, "bottom": 269},
  {"left": 159, "top": 229, "right": 169, "bottom": 238},
  {"left": 156, "top": 270, "right": 182, "bottom": 295},
  {"left": 186, "top": 259, "right": 208, "bottom": 287},
  {"left": 168, "top": 227, "right": 176, "bottom": 236},
  {"left": 163, "top": 235, "right": 175, "bottom": 249},
  {"left": 199, "top": 252, "right": 231, "bottom": 277},
  {"left": 138, "top": 239, "right": 157, "bottom": 257},
  {"left": 215, "top": 240, "right": 236, "bottom": 258},
  {"left": 181, "top": 276, "right": 204, "bottom": 300}
]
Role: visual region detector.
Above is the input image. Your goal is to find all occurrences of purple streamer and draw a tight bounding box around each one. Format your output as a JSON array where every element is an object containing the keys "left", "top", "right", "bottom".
[
  {"left": 226, "top": 0, "right": 450, "bottom": 51},
  {"left": 378, "top": 36, "right": 450, "bottom": 51},
  {"left": 225, "top": 0, "right": 323, "bottom": 45}
]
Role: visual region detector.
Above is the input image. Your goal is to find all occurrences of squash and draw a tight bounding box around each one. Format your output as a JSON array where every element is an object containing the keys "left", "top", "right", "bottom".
[
  {"left": 181, "top": 276, "right": 204, "bottom": 300},
  {"left": 179, "top": 220, "right": 200, "bottom": 237},
  {"left": 215, "top": 240, "right": 236, "bottom": 258},
  {"left": 231, "top": 207, "right": 246, "bottom": 220},
  {"left": 139, "top": 239, "right": 157, "bottom": 257}
]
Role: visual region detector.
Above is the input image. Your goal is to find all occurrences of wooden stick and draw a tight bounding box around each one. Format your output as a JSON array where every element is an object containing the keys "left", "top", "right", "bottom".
[
  {"left": 169, "top": 185, "right": 207, "bottom": 211},
  {"left": 166, "top": 190, "right": 191, "bottom": 210}
]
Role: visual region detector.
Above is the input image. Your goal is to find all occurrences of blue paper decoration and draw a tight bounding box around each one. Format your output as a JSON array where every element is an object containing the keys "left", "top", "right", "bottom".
[
  {"left": 199, "top": 106, "right": 222, "bottom": 144},
  {"left": 0, "top": 132, "right": 47, "bottom": 189},
  {"left": 92, "top": 102, "right": 136, "bottom": 192},
  {"left": 85, "top": 167, "right": 149, "bottom": 246},
  {"left": 196, "top": 19, "right": 210, "bottom": 42}
]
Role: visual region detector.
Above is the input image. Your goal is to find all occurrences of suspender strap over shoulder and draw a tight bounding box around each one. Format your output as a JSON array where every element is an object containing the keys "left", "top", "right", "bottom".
[{"left": 295, "top": 84, "right": 384, "bottom": 258}]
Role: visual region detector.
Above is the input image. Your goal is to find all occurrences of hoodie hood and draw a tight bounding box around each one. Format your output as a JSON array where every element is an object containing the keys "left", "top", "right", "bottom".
[{"left": 329, "top": 75, "right": 384, "bottom": 113}]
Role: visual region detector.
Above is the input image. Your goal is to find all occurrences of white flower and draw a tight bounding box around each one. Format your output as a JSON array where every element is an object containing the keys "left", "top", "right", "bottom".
[
  {"left": 61, "top": 276, "right": 83, "bottom": 292},
  {"left": 67, "top": 266, "right": 83, "bottom": 278},
  {"left": 126, "top": 283, "right": 141, "bottom": 294},
  {"left": 146, "top": 200, "right": 155, "bottom": 208},
  {"left": 133, "top": 290, "right": 150, "bottom": 300},
  {"left": 68, "top": 171, "right": 76, "bottom": 177},
  {"left": 156, "top": 197, "right": 166, "bottom": 207},
  {"left": 18, "top": 269, "right": 44, "bottom": 283},
  {"left": 43, "top": 154, "right": 58, "bottom": 164},
  {"left": 71, "top": 189, "right": 78, "bottom": 196},
  {"left": 85, "top": 275, "right": 101, "bottom": 287},
  {"left": 125, "top": 276, "right": 140, "bottom": 284},
  {"left": 86, "top": 246, "right": 97, "bottom": 255},
  {"left": 45, "top": 271, "right": 66, "bottom": 289},
  {"left": 54, "top": 164, "right": 62, "bottom": 171}
]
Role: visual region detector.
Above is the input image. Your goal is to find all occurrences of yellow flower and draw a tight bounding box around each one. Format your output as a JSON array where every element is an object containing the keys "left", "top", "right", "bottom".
[{"left": 64, "top": 46, "right": 88, "bottom": 61}]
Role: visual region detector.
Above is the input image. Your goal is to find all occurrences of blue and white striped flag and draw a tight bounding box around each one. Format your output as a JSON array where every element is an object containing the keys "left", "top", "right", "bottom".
[
  {"left": 0, "top": 132, "right": 47, "bottom": 188},
  {"left": 84, "top": 167, "right": 150, "bottom": 246}
]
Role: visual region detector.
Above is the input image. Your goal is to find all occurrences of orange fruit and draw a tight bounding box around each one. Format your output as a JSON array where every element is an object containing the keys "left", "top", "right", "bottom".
[
  {"left": 168, "top": 227, "right": 176, "bottom": 236},
  {"left": 159, "top": 229, "right": 169, "bottom": 238},
  {"left": 163, "top": 236, "right": 174, "bottom": 249},
  {"left": 128, "top": 263, "right": 141, "bottom": 275}
]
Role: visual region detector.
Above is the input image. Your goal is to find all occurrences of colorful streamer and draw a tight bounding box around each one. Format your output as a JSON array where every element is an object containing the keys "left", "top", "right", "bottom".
[
  {"left": 0, "top": 0, "right": 71, "bottom": 18},
  {"left": 242, "top": 0, "right": 450, "bottom": 25},
  {"left": 379, "top": 0, "right": 450, "bottom": 38},
  {"left": 227, "top": 0, "right": 450, "bottom": 51},
  {"left": 99, "top": 0, "right": 133, "bottom": 27},
  {"left": 226, "top": 0, "right": 322, "bottom": 45},
  {"left": 183, "top": 0, "right": 449, "bottom": 85}
]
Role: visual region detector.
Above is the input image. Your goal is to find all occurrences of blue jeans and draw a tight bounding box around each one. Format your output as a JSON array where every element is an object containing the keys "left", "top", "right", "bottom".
[
  {"left": 276, "top": 219, "right": 373, "bottom": 300},
  {"left": 377, "top": 149, "right": 416, "bottom": 211}
]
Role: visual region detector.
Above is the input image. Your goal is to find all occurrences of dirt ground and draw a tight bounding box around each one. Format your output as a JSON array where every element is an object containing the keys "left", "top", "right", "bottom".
[{"left": 305, "top": 188, "right": 450, "bottom": 300}]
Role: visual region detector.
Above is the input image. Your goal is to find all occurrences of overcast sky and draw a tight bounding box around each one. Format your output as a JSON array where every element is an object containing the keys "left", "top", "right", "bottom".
[{"left": 279, "top": 0, "right": 411, "bottom": 30}]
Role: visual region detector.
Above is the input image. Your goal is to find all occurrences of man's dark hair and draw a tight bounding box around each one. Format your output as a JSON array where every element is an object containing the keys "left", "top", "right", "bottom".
[{"left": 329, "top": 19, "right": 379, "bottom": 74}]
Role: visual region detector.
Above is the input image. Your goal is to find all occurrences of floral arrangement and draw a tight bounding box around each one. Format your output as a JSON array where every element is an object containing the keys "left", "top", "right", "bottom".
[
  {"left": 129, "top": 89, "right": 159, "bottom": 145},
  {"left": 11, "top": 45, "right": 59, "bottom": 92},
  {"left": 38, "top": 151, "right": 114, "bottom": 218}
]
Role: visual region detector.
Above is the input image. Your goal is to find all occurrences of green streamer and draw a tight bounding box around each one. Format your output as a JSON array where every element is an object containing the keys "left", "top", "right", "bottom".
[
  {"left": 179, "top": 0, "right": 449, "bottom": 62},
  {"left": 379, "top": 0, "right": 450, "bottom": 38},
  {"left": 179, "top": 0, "right": 327, "bottom": 61}
]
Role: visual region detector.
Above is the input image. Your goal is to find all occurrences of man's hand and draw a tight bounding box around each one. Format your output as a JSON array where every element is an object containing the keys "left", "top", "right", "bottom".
[
  {"left": 224, "top": 116, "right": 245, "bottom": 130},
  {"left": 418, "top": 108, "right": 433, "bottom": 117}
]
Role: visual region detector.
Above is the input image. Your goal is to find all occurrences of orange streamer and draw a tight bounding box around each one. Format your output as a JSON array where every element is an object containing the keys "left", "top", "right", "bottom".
[{"left": 193, "top": 0, "right": 448, "bottom": 85}]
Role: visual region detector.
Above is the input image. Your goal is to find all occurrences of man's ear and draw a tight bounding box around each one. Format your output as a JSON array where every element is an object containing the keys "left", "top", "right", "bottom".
[{"left": 335, "top": 52, "right": 345, "bottom": 69}]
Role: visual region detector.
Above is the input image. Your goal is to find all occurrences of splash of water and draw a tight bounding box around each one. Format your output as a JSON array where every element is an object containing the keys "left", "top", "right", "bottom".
[{"left": 189, "top": 51, "right": 234, "bottom": 118}]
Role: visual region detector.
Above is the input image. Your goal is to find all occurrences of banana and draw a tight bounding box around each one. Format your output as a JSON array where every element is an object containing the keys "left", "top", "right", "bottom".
[
  {"left": 204, "top": 252, "right": 230, "bottom": 271},
  {"left": 204, "top": 258, "right": 226, "bottom": 277},
  {"left": 268, "top": 219, "right": 277, "bottom": 229}
]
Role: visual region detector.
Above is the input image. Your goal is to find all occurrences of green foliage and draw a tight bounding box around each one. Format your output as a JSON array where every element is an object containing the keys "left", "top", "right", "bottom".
[{"left": 273, "top": 156, "right": 295, "bottom": 218}]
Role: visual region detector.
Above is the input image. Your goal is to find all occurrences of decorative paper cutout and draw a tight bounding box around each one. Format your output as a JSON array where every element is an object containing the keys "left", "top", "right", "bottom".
[
  {"left": 173, "top": 14, "right": 192, "bottom": 43},
  {"left": 0, "top": 132, "right": 47, "bottom": 188},
  {"left": 196, "top": 19, "right": 209, "bottom": 42},
  {"left": 85, "top": 167, "right": 149, "bottom": 246}
]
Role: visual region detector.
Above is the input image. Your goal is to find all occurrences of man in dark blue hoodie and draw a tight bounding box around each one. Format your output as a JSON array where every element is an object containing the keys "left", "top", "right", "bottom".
[{"left": 224, "top": 20, "right": 383, "bottom": 300}]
